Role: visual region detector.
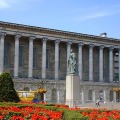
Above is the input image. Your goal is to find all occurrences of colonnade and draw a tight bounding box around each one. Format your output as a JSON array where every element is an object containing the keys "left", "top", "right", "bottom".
[{"left": 0, "top": 32, "right": 119, "bottom": 82}]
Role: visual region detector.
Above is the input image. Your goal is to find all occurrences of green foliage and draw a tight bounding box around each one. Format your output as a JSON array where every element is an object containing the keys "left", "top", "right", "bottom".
[
  {"left": 0, "top": 72, "right": 20, "bottom": 102},
  {"left": 61, "top": 109, "right": 88, "bottom": 120}
]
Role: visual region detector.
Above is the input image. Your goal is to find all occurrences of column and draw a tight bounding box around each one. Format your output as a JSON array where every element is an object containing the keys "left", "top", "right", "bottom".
[
  {"left": 57, "top": 90, "right": 60, "bottom": 104},
  {"left": 42, "top": 38, "right": 47, "bottom": 79},
  {"left": 44, "top": 86, "right": 46, "bottom": 102},
  {"left": 78, "top": 42, "right": 84, "bottom": 80},
  {"left": 81, "top": 90, "right": 84, "bottom": 104},
  {"left": 118, "top": 49, "right": 120, "bottom": 83},
  {"left": 44, "top": 93, "right": 46, "bottom": 101},
  {"left": 55, "top": 40, "right": 60, "bottom": 80},
  {"left": 103, "top": 90, "right": 106, "bottom": 102},
  {"left": 113, "top": 92, "right": 116, "bottom": 101},
  {"left": 28, "top": 36, "right": 35, "bottom": 78},
  {"left": 0, "top": 32, "right": 6, "bottom": 74},
  {"left": 109, "top": 46, "right": 114, "bottom": 82},
  {"left": 67, "top": 41, "right": 72, "bottom": 73},
  {"left": 93, "top": 90, "right": 96, "bottom": 102},
  {"left": 89, "top": 44, "right": 94, "bottom": 81},
  {"left": 14, "top": 33, "right": 21, "bottom": 78},
  {"left": 99, "top": 45, "right": 104, "bottom": 82}
]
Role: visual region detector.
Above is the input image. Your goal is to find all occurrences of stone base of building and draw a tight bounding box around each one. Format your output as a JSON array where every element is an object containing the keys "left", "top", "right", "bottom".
[
  {"left": 13, "top": 78, "right": 115, "bottom": 104},
  {"left": 66, "top": 74, "right": 80, "bottom": 108}
]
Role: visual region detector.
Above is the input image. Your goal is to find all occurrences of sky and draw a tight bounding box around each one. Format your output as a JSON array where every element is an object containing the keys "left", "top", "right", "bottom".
[{"left": 0, "top": 0, "right": 120, "bottom": 39}]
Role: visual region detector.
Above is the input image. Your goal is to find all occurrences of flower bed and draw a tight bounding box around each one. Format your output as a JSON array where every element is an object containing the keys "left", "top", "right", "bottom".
[
  {"left": 0, "top": 102, "right": 120, "bottom": 120},
  {"left": 81, "top": 108, "right": 120, "bottom": 120},
  {"left": 0, "top": 102, "right": 63, "bottom": 120},
  {"left": 65, "top": 107, "right": 120, "bottom": 120}
]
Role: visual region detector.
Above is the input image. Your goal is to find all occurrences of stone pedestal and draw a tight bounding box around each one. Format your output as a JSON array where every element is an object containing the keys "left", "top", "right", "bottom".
[{"left": 66, "top": 75, "right": 80, "bottom": 108}]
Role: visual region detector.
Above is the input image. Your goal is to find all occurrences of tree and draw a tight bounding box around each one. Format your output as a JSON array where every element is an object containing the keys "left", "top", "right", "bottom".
[{"left": 0, "top": 72, "right": 20, "bottom": 102}]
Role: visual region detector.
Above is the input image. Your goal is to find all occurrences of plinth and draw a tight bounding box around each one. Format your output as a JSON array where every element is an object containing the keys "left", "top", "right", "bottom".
[{"left": 66, "top": 74, "right": 80, "bottom": 108}]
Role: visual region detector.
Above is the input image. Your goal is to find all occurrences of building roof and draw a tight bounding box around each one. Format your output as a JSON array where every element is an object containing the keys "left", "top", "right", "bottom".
[{"left": 0, "top": 21, "right": 119, "bottom": 41}]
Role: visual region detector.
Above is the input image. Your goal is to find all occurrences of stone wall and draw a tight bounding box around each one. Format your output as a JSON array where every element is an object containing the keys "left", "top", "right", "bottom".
[{"left": 14, "top": 79, "right": 113, "bottom": 102}]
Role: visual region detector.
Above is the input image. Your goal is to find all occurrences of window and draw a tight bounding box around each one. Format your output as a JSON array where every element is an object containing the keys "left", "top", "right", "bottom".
[
  {"left": 51, "top": 88, "right": 57, "bottom": 102},
  {"left": 99, "top": 90, "right": 104, "bottom": 100},
  {"left": 88, "top": 90, "right": 93, "bottom": 100},
  {"left": 114, "top": 73, "right": 119, "bottom": 81},
  {"left": 46, "top": 49, "right": 49, "bottom": 69},
  {"left": 4, "top": 43, "right": 10, "bottom": 67},
  {"left": 59, "top": 50, "right": 60, "bottom": 69},
  {"left": 110, "top": 90, "right": 113, "bottom": 101},
  {"left": 19, "top": 45, "right": 24, "bottom": 67},
  {"left": 33, "top": 47, "right": 37, "bottom": 68}
]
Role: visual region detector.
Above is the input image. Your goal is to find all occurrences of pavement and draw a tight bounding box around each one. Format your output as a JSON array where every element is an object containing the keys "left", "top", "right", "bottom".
[{"left": 79, "top": 102, "right": 120, "bottom": 110}]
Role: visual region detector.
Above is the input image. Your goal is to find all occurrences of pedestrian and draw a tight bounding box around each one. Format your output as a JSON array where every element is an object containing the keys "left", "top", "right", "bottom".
[{"left": 96, "top": 99, "right": 100, "bottom": 106}]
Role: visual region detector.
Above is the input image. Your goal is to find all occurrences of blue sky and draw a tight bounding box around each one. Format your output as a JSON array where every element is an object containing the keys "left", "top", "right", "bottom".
[{"left": 0, "top": 0, "right": 120, "bottom": 39}]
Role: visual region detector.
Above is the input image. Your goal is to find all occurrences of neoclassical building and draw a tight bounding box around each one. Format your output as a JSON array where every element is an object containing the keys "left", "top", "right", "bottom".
[{"left": 0, "top": 21, "right": 120, "bottom": 103}]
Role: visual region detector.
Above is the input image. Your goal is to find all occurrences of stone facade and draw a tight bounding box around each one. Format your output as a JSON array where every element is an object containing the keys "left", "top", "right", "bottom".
[{"left": 0, "top": 21, "right": 120, "bottom": 103}]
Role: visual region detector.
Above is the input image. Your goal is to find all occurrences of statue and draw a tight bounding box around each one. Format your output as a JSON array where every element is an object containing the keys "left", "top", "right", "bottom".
[{"left": 68, "top": 49, "right": 77, "bottom": 74}]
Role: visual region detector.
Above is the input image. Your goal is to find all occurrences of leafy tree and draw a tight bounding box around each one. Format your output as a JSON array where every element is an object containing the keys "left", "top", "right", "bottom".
[{"left": 0, "top": 72, "right": 20, "bottom": 102}]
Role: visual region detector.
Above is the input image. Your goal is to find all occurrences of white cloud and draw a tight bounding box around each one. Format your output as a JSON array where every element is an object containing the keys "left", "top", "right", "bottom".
[
  {"left": 72, "top": 5, "right": 120, "bottom": 22},
  {"left": 0, "top": 0, "right": 9, "bottom": 9},
  {"left": 79, "top": 11, "right": 117, "bottom": 21},
  {"left": 0, "top": 0, "right": 37, "bottom": 9},
  {"left": 0, "top": 0, "right": 24, "bottom": 9}
]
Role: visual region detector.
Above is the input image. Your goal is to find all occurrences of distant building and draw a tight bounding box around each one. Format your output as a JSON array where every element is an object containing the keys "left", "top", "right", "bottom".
[{"left": 0, "top": 21, "right": 120, "bottom": 103}]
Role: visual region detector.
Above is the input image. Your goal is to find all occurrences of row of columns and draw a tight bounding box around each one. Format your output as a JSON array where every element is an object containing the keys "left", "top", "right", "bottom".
[{"left": 0, "top": 32, "right": 119, "bottom": 82}]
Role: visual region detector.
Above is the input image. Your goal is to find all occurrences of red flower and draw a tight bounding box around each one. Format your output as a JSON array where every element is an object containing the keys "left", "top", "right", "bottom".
[
  {"left": 11, "top": 116, "right": 24, "bottom": 120},
  {"left": 0, "top": 115, "right": 4, "bottom": 120}
]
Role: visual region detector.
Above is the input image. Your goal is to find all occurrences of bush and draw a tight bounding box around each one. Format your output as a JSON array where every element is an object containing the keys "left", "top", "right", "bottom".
[{"left": 0, "top": 72, "right": 20, "bottom": 102}]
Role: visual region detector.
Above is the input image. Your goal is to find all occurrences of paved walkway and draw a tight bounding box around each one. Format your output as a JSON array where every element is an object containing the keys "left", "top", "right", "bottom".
[{"left": 79, "top": 102, "right": 120, "bottom": 110}]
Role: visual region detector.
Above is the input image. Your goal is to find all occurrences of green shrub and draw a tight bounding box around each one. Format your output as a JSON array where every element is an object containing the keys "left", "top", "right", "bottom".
[{"left": 0, "top": 72, "right": 20, "bottom": 102}]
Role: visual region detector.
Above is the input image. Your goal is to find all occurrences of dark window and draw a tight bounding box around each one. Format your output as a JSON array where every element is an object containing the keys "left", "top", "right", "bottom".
[
  {"left": 33, "top": 47, "right": 37, "bottom": 68},
  {"left": 51, "top": 89, "right": 57, "bottom": 101},
  {"left": 114, "top": 73, "right": 119, "bottom": 81},
  {"left": 110, "top": 90, "right": 113, "bottom": 101},
  {"left": 4, "top": 43, "right": 10, "bottom": 67},
  {"left": 46, "top": 49, "right": 49, "bottom": 69},
  {"left": 99, "top": 90, "right": 104, "bottom": 100},
  {"left": 88, "top": 90, "right": 93, "bottom": 100},
  {"left": 19, "top": 45, "right": 24, "bottom": 67},
  {"left": 59, "top": 50, "right": 60, "bottom": 69}
]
